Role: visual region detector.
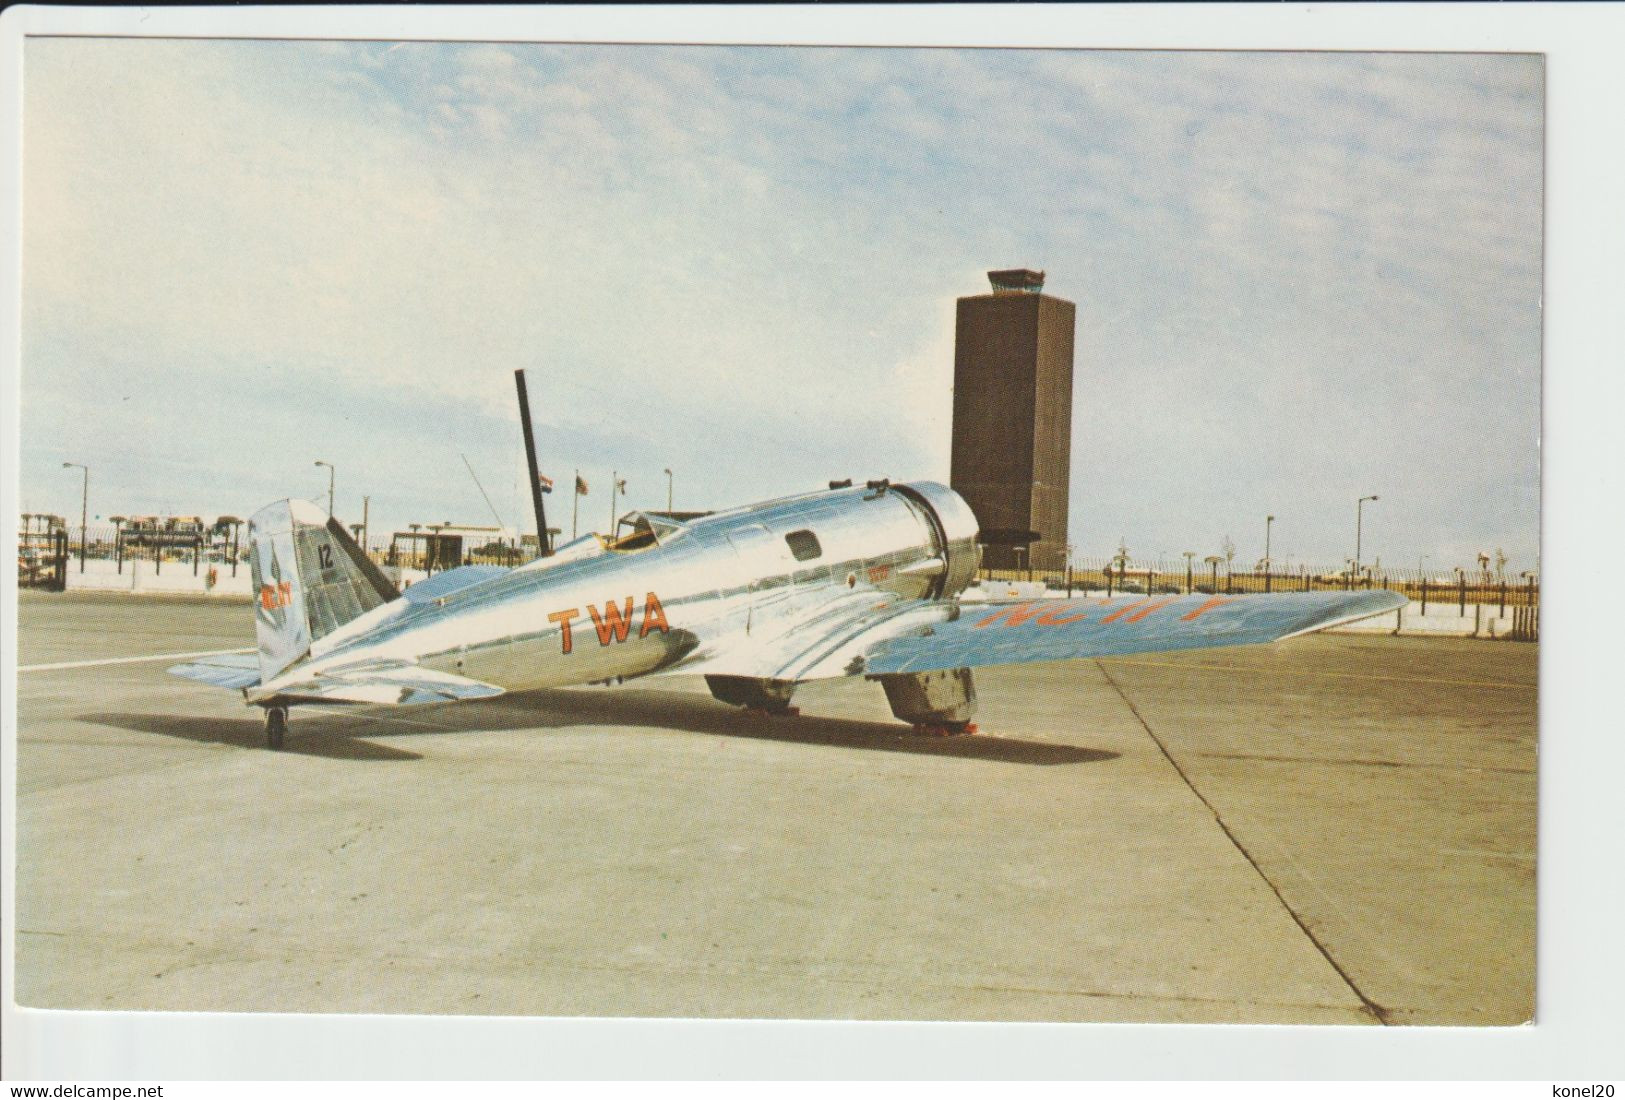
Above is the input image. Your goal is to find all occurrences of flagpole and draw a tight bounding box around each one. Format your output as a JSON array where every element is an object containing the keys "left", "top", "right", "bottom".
[{"left": 572, "top": 468, "right": 580, "bottom": 541}]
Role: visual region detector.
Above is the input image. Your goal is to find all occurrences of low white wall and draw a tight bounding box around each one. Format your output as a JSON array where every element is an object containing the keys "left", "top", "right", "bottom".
[
  {"left": 63, "top": 557, "right": 254, "bottom": 596},
  {"left": 62, "top": 557, "right": 433, "bottom": 597},
  {"left": 1327, "top": 600, "right": 1530, "bottom": 639}
]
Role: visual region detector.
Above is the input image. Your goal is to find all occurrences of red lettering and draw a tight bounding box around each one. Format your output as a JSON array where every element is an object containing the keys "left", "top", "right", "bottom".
[
  {"left": 639, "top": 591, "right": 670, "bottom": 638},
  {"left": 974, "top": 602, "right": 1046, "bottom": 629},
  {"left": 1123, "top": 598, "right": 1176, "bottom": 624},
  {"left": 1100, "top": 602, "right": 1141, "bottom": 624},
  {"left": 1180, "top": 596, "right": 1238, "bottom": 622},
  {"left": 259, "top": 585, "right": 276, "bottom": 610},
  {"left": 278, "top": 580, "right": 292, "bottom": 607},
  {"left": 548, "top": 608, "right": 580, "bottom": 654},
  {"left": 588, "top": 597, "right": 635, "bottom": 646},
  {"left": 1035, "top": 603, "right": 1092, "bottom": 626}
]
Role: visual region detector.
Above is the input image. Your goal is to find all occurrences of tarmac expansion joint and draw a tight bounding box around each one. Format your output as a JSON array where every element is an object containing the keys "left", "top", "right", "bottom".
[{"left": 1093, "top": 658, "right": 1393, "bottom": 1026}]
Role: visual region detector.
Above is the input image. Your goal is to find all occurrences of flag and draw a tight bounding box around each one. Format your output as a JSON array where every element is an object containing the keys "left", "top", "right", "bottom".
[
  {"left": 537, "top": 473, "right": 554, "bottom": 494},
  {"left": 616, "top": 478, "right": 627, "bottom": 494},
  {"left": 575, "top": 475, "right": 589, "bottom": 496}
]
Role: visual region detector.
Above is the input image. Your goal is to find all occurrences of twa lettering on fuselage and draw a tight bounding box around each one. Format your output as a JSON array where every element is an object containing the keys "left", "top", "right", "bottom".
[{"left": 548, "top": 592, "right": 670, "bottom": 655}]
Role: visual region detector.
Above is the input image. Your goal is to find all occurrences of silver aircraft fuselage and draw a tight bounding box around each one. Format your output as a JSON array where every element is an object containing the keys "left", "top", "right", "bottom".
[{"left": 247, "top": 480, "right": 980, "bottom": 704}]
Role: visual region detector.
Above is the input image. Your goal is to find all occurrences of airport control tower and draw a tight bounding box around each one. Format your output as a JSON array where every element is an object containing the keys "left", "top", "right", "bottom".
[{"left": 950, "top": 269, "right": 1075, "bottom": 573}]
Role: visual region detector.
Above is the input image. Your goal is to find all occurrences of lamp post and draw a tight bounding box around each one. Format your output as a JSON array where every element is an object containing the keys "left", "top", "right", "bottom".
[
  {"left": 61, "top": 462, "right": 88, "bottom": 573},
  {"left": 663, "top": 467, "right": 674, "bottom": 513},
  {"left": 314, "top": 460, "right": 335, "bottom": 516},
  {"left": 1264, "top": 515, "right": 1275, "bottom": 592},
  {"left": 219, "top": 516, "right": 242, "bottom": 577},
  {"left": 1183, "top": 550, "right": 1195, "bottom": 595},
  {"left": 1355, "top": 495, "right": 1378, "bottom": 575}
]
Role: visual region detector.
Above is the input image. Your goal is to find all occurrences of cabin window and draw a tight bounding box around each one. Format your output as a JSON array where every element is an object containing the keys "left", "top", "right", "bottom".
[{"left": 784, "top": 529, "right": 822, "bottom": 562}]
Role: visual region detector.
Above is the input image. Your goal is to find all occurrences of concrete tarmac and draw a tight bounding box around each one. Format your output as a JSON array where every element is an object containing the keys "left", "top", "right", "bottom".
[{"left": 14, "top": 591, "right": 1535, "bottom": 1024}]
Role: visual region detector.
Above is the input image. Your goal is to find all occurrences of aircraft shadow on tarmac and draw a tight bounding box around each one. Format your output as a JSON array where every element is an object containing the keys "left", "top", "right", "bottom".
[
  {"left": 79, "top": 711, "right": 427, "bottom": 761},
  {"left": 82, "top": 687, "right": 1118, "bottom": 767}
]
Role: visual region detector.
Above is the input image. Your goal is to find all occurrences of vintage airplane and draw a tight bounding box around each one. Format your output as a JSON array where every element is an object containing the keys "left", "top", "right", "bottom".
[{"left": 171, "top": 477, "right": 1405, "bottom": 749}]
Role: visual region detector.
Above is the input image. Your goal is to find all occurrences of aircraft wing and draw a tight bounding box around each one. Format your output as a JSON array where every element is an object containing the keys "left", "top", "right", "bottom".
[
  {"left": 246, "top": 662, "right": 506, "bottom": 707},
  {"left": 168, "top": 652, "right": 262, "bottom": 690},
  {"left": 664, "top": 588, "right": 944, "bottom": 682},
  {"left": 677, "top": 589, "right": 1403, "bottom": 683},
  {"left": 854, "top": 589, "right": 1407, "bottom": 677}
]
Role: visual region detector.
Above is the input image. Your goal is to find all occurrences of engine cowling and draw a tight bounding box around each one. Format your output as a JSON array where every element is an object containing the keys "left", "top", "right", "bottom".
[{"left": 894, "top": 481, "right": 982, "bottom": 599}]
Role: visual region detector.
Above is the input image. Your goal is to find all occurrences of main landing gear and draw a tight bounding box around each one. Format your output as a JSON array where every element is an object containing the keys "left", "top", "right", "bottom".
[
  {"left": 705, "top": 675, "right": 801, "bottom": 717},
  {"left": 264, "top": 704, "right": 289, "bottom": 750},
  {"left": 707, "top": 669, "right": 982, "bottom": 736},
  {"left": 873, "top": 667, "right": 979, "bottom": 737}
]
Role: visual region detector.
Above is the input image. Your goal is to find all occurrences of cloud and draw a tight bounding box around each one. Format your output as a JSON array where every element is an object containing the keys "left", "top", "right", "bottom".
[{"left": 20, "top": 42, "right": 1541, "bottom": 566}]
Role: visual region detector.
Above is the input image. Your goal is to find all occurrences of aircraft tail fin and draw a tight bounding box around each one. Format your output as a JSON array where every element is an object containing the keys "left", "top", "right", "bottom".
[{"left": 247, "top": 499, "right": 400, "bottom": 682}]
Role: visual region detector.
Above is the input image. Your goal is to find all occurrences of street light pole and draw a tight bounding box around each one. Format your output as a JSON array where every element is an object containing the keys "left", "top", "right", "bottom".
[
  {"left": 62, "top": 462, "right": 87, "bottom": 573},
  {"left": 663, "top": 467, "right": 673, "bottom": 513},
  {"left": 315, "top": 460, "right": 335, "bottom": 517},
  {"left": 1355, "top": 495, "right": 1378, "bottom": 574},
  {"left": 1264, "top": 515, "right": 1275, "bottom": 593}
]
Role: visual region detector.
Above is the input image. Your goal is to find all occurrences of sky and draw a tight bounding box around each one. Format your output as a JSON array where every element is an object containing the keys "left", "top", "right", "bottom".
[{"left": 18, "top": 40, "right": 1542, "bottom": 572}]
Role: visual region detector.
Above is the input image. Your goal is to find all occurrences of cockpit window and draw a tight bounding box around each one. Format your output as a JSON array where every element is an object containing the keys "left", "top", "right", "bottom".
[
  {"left": 604, "top": 512, "right": 687, "bottom": 554},
  {"left": 643, "top": 514, "right": 687, "bottom": 542},
  {"left": 785, "top": 529, "right": 822, "bottom": 562},
  {"left": 606, "top": 514, "right": 660, "bottom": 553}
]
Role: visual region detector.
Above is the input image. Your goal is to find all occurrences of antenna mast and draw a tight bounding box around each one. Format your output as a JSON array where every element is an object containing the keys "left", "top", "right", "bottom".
[{"left": 514, "top": 369, "right": 552, "bottom": 557}]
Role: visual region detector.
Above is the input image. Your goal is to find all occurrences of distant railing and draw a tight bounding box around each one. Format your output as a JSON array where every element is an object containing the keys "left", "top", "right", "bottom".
[
  {"left": 977, "top": 557, "right": 1540, "bottom": 611},
  {"left": 363, "top": 533, "right": 535, "bottom": 574},
  {"left": 22, "top": 525, "right": 1541, "bottom": 613},
  {"left": 16, "top": 523, "right": 238, "bottom": 581},
  {"left": 19, "top": 523, "right": 543, "bottom": 582},
  {"left": 17, "top": 528, "right": 68, "bottom": 590}
]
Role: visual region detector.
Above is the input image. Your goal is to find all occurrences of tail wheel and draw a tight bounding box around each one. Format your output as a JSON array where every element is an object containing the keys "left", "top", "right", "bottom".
[{"left": 265, "top": 705, "right": 288, "bottom": 750}]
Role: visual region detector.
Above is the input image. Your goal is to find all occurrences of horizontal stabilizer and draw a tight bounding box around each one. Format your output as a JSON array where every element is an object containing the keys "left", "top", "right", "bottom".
[
  {"left": 168, "top": 652, "right": 261, "bottom": 690},
  {"left": 862, "top": 589, "right": 1408, "bottom": 676},
  {"left": 251, "top": 662, "right": 506, "bottom": 707}
]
